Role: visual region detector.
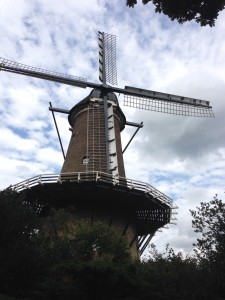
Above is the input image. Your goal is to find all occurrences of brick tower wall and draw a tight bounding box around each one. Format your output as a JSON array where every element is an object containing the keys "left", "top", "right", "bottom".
[
  {"left": 61, "top": 101, "right": 126, "bottom": 177},
  {"left": 114, "top": 115, "right": 126, "bottom": 177},
  {"left": 61, "top": 108, "right": 89, "bottom": 173},
  {"left": 42, "top": 206, "right": 139, "bottom": 259}
]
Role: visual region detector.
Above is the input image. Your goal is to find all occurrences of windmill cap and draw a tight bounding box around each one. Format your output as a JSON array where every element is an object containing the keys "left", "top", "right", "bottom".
[{"left": 68, "top": 89, "right": 126, "bottom": 130}]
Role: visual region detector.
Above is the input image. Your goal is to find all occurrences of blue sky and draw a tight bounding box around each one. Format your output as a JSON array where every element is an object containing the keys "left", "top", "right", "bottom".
[{"left": 0, "top": 0, "right": 225, "bottom": 255}]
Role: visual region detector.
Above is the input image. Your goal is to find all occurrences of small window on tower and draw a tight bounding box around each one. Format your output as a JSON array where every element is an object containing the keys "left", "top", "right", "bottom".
[{"left": 82, "top": 155, "right": 89, "bottom": 165}]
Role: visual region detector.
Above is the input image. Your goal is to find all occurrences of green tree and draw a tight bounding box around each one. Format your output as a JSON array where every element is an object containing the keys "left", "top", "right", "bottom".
[
  {"left": 0, "top": 189, "right": 134, "bottom": 299},
  {"left": 139, "top": 244, "right": 208, "bottom": 300},
  {"left": 38, "top": 220, "right": 134, "bottom": 299},
  {"left": 190, "top": 195, "right": 225, "bottom": 299},
  {"left": 190, "top": 195, "right": 225, "bottom": 260},
  {"left": 72, "top": 220, "right": 131, "bottom": 263},
  {"left": 0, "top": 189, "right": 43, "bottom": 297},
  {"left": 126, "top": 0, "right": 225, "bottom": 26},
  {"left": 6, "top": 188, "right": 225, "bottom": 299}
]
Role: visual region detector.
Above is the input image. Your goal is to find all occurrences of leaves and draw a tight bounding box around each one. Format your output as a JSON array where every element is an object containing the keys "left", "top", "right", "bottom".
[
  {"left": 1, "top": 189, "right": 225, "bottom": 299},
  {"left": 190, "top": 195, "right": 225, "bottom": 260},
  {"left": 126, "top": 0, "right": 225, "bottom": 26},
  {"left": 190, "top": 195, "right": 225, "bottom": 299},
  {"left": 0, "top": 189, "right": 44, "bottom": 297},
  {"left": 72, "top": 220, "right": 131, "bottom": 263}
]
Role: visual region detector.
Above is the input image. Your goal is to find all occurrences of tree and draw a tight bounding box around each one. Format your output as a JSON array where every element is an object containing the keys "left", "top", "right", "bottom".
[
  {"left": 190, "top": 195, "right": 225, "bottom": 299},
  {"left": 0, "top": 189, "right": 43, "bottom": 297},
  {"left": 39, "top": 209, "right": 131, "bottom": 263},
  {"left": 72, "top": 220, "right": 131, "bottom": 263},
  {"left": 139, "top": 244, "right": 208, "bottom": 300},
  {"left": 126, "top": 0, "right": 225, "bottom": 27},
  {"left": 5, "top": 188, "right": 225, "bottom": 299},
  {"left": 38, "top": 220, "right": 134, "bottom": 299},
  {"left": 190, "top": 195, "right": 225, "bottom": 260},
  {"left": 0, "top": 189, "right": 134, "bottom": 299}
]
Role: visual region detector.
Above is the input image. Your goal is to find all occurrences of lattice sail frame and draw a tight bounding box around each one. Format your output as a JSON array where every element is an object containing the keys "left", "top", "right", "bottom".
[
  {"left": 124, "top": 95, "right": 214, "bottom": 117},
  {"left": 0, "top": 57, "right": 87, "bottom": 83},
  {"left": 98, "top": 32, "right": 117, "bottom": 86}
]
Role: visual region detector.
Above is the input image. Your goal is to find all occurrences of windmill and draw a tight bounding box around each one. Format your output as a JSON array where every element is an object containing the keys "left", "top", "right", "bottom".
[{"left": 0, "top": 32, "right": 214, "bottom": 258}]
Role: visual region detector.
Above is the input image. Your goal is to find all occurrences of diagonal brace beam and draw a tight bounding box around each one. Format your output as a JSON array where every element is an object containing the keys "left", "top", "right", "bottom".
[{"left": 122, "top": 122, "right": 143, "bottom": 154}]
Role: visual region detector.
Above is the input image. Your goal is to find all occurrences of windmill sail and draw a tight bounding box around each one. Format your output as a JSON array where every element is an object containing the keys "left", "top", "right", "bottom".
[
  {"left": 98, "top": 31, "right": 117, "bottom": 86},
  {"left": 0, "top": 57, "right": 87, "bottom": 88},
  {"left": 124, "top": 86, "right": 214, "bottom": 117}
]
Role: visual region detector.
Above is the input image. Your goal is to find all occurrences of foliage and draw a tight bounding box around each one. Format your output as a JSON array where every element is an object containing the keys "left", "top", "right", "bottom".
[
  {"left": 1, "top": 189, "right": 225, "bottom": 299},
  {"left": 0, "top": 189, "right": 43, "bottom": 297},
  {"left": 0, "top": 189, "right": 132, "bottom": 299},
  {"left": 39, "top": 209, "right": 131, "bottom": 263},
  {"left": 191, "top": 195, "right": 225, "bottom": 259},
  {"left": 36, "top": 220, "right": 133, "bottom": 299},
  {"left": 0, "top": 189, "right": 40, "bottom": 246},
  {"left": 138, "top": 244, "right": 207, "bottom": 300},
  {"left": 39, "top": 261, "right": 143, "bottom": 300},
  {"left": 190, "top": 195, "right": 225, "bottom": 299},
  {"left": 72, "top": 220, "right": 131, "bottom": 263},
  {"left": 126, "top": 0, "right": 225, "bottom": 26}
]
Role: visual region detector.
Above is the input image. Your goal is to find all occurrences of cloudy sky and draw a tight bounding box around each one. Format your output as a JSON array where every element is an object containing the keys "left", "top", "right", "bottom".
[{"left": 0, "top": 0, "right": 225, "bottom": 255}]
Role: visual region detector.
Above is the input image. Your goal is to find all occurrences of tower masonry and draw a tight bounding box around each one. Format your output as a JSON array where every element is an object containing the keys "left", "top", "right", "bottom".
[{"left": 61, "top": 89, "right": 126, "bottom": 177}]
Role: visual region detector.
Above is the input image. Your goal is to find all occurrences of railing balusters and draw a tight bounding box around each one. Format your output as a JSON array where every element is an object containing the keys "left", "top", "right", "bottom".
[{"left": 8, "top": 172, "right": 173, "bottom": 207}]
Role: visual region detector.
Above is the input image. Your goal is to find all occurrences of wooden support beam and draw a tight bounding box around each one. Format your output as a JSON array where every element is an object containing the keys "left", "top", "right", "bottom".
[{"left": 129, "top": 233, "right": 138, "bottom": 248}]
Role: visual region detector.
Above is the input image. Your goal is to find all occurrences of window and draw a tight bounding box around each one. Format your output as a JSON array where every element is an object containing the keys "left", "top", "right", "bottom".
[{"left": 82, "top": 155, "right": 89, "bottom": 165}]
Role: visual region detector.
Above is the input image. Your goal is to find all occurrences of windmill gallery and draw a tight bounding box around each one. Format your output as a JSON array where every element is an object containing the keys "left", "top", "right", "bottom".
[{"left": 0, "top": 32, "right": 213, "bottom": 258}]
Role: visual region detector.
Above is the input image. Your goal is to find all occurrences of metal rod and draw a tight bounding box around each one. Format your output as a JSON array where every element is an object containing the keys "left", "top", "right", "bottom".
[
  {"left": 1, "top": 67, "right": 87, "bottom": 88},
  {"left": 122, "top": 122, "right": 143, "bottom": 154},
  {"left": 139, "top": 232, "right": 155, "bottom": 255},
  {"left": 138, "top": 235, "right": 147, "bottom": 249},
  {"left": 126, "top": 121, "right": 144, "bottom": 128},
  {"left": 49, "top": 102, "right": 65, "bottom": 160},
  {"left": 49, "top": 107, "right": 69, "bottom": 114}
]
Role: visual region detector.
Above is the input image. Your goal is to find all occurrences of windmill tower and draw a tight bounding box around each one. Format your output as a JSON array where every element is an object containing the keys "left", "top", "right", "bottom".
[
  {"left": 61, "top": 89, "right": 126, "bottom": 177},
  {"left": 0, "top": 32, "right": 214, "bottom": 258}
]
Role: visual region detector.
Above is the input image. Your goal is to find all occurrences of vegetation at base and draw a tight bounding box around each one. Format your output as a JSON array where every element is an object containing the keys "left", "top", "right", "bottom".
[
  {"left": 0, "top": 189, "right": 225, "bottom": 299},
  {"left": 126, "top": 0, "right": 225, "bottom": 27}
]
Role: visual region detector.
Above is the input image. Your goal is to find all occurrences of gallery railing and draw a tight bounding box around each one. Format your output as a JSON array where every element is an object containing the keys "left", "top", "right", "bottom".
[{"left": 9, "top": 171, "right": 173, "bottom": 207}]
